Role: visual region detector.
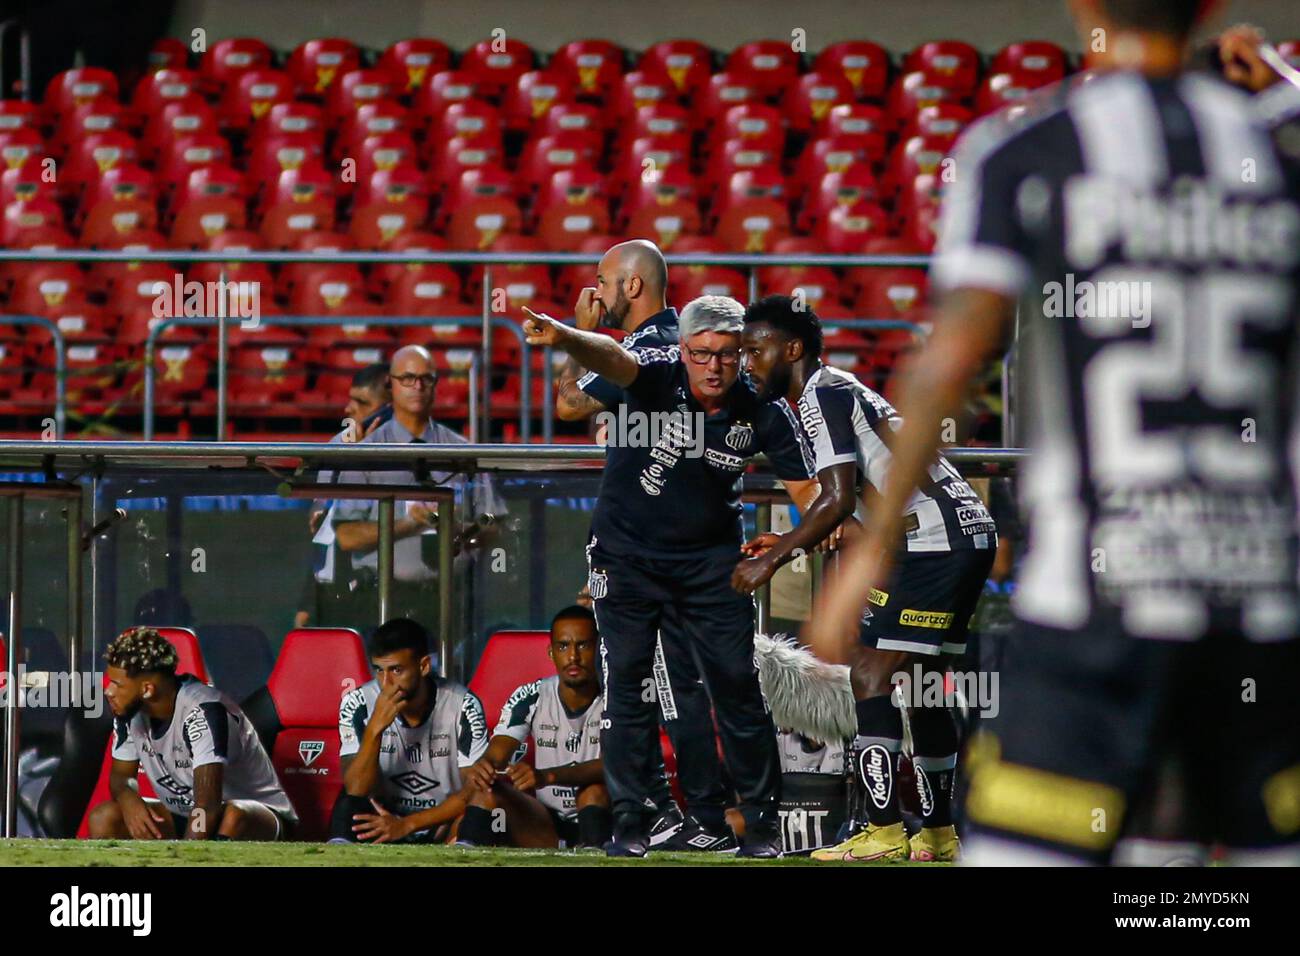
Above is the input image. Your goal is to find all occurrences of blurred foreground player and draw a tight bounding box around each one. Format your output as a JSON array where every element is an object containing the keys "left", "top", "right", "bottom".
[
  {"left": 524, "top": 295, "right": 820, "bottom": 857},
  {"left": 736, "top": 296, "right": 995, "bottom": 861},
  {"left": 90, "top": 627, "right": 297, "bottom": 840},
  {"left": 462, "top": 605, "right": 612, "bottom": 848},
  {"left": 333, "top": 618, "right": 501, "bottom": 844},
  {"left": 805, "top": 0, "right": 1300, "bottom": 864}
]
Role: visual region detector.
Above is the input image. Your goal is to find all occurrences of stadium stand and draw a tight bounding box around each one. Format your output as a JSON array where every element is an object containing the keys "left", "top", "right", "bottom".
[{"left": 0, "top": 31, "right": 1087, "bottom": 440}]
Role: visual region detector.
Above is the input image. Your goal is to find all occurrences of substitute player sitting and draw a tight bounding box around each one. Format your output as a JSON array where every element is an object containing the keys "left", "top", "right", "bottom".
[
  {"left": 333, "top": 618, "right": 505, "bottom": 844},
  {"left": 462, "top": 605, "right": 611, "bottom": 848},
  {"left": 88, "top": 627, "right": 297, "bottom": 841},
  {"left": 734, "top": 296, "right": 996, "bottom": 862}
]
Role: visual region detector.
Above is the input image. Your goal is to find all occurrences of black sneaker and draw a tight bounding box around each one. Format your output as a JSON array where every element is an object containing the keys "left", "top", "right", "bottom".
[
  {"left": 662, "top": 816, "right": 738, "bottom": 852},
  {"left": 737, "top": 825, "right": 784, "bottom": 859},
  {"left": 646, "top": 802, "right": 685, "bottom": 847},
  {"left": 605, "top": 816, "right": 650, "bottom": 858}
]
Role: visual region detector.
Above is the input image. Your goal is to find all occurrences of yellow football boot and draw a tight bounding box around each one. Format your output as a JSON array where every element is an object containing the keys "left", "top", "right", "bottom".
[
  {"left": 811, "top": 822, "right": 912, "bottom": 862},
  {"left": 909, "top": 825, "right": 961, "bottom": 862}
]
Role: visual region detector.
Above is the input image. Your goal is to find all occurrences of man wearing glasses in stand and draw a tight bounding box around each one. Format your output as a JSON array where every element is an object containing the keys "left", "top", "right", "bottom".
[{"left": 334, "top": 345, "right": 504, "bottom": 636}]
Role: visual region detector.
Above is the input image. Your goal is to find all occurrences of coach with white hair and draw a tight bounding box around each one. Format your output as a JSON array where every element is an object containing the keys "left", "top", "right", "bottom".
[{"left": 524, "top": 296, "right": 819, "bottom": 858}]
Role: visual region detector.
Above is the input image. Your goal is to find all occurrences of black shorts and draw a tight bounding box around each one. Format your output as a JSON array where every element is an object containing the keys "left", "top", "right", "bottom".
[
  {"left": 965, "top": 622, "right": 1300, "bottom": 860},
  {"left": 166, "top": 802, "right": 296, "bottom": 841},
  {"left": 859, "top": 548, "right": 995, "bottom": 657}
]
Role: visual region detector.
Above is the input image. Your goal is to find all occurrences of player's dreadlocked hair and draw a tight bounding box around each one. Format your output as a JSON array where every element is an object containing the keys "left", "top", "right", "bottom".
[{"left": 104, "top": 627, "right": 179, "bottom": 677}]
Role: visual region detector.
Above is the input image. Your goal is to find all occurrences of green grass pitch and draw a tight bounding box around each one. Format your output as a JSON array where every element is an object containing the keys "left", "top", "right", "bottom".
[{"left": 0, "top": 839, "right": 943, "bottom": 867}]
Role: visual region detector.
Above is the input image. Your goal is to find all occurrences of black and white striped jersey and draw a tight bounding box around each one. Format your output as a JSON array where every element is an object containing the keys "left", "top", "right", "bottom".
[
  {"left": 797, "top": 363, "right": 996, "bottom": 552},
  {"left": 932, "top": 70, "right": 1300, "bottom": 641}
]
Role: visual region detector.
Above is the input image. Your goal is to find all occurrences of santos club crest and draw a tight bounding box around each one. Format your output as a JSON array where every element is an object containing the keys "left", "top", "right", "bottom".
[{"left": 725, "top": 423, "right": 754, "bottom": 452}]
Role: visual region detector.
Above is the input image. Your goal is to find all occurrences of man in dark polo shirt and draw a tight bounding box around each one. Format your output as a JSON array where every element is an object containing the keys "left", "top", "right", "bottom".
[
  {"left": 524, "top": 295, "right": 820, "bottom": 858},
  {"left": 553, "top": 239, "right": 732, "bottom": 851}
]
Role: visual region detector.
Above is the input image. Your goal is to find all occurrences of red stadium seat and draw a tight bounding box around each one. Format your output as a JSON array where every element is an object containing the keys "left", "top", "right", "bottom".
[
  {"left": 230, "top": 342, "right": 313, "bottom": 402},
  {"left": 607, "top": 71, "right": 678, "bottom": 126},
  {"left": 148, "top": 37, "right": 189, "bottom": 73},
  {"left": 385, "top": 263, "right": 464, "bottom": 311},
  {"left": 379, "top": 39, "right": 453, "bottom": 95},
  {"left": 52, "top": 97, "right": 127, "bottom": 157},
  {"left": 43, "top": 68, "right": 119, "bottom": 124},
  {"left": 728, "top": 40, "right": 801, "bottom": 98},
  {"left": 814, "top": 40, "right": 891, "bottom": 100},
  {"left": 287, "top": 39, "right": 362, "bottom": 97},
  {"left": 325, "top": 69, "right": 399, "bottom": 123},
  {"left": 290, "top": 262, "right": 366, "bottom": 316},
  {"left": 218, "top": 69, "right": 295, "bottom": 132},
  {"left": 58, "top": 130, "right": 137, "bottom": 201},
  {"left": 625, "top": 196, "right": 701, "bottom": 252},
  {"left": 816, "top": 198, "right": 888, "bottom": 253},
  {"left": 900, "top": 101, "right": 972, "bottom": 141},
  {"left": 611, "top": 132, "right": 692, "bottom": 196},
  {"left": 367, "top": 230, "right": 448, "bottom": 297},
  {"left": 692, "top": 71, "right": 760, "bottom": 133},
  {"left": 413, "top": 70, "right": 481, "bottom": 130},
  {"left": 10, "top": 263, "right": 85, "bottom": 321},
  {"left": 426, "top": 135, "right": 505, "bottom": 190},
  {"left": 782, "top": 71, "right": 856, "bottom": 136},
  {"left": 257, "top": 165, "right": 337, "bottom": 248},
  {"left": 703, "top": 139, "right": 779, "bottom": 202},
  {"left": 434, "top": 99, "right": 503, "bottom": 147},
  {"left": 200, "top": 38, "right": 275, "bottom": 96},
  {"left": 903, "top": 40, "right": 981, "bottom": 96},
  {"left": 990, "top": 41, "right": 1068, "bottom": 84},
  {"left": 631, "top": 102, "right": 691, "bottom": 142},
  {"left": 533, "top": 164, "right": 605, "bottom": 219},
  {"left": 188, "top": 230, "right": 273, "bottom": 292},
  {"left": 433, "top": 164, "right": 513, "bottom": 231},
  {"left": 447, "top": 196, "right": 522, "bottom": 251},
  {"left": 242, "top": 627, "right": 370, "bottom": 840},
  {"left": 640, "top": 40, "right": 713, "bottom": 97},
  {"left": 551, "top": 39, "right": 623, "bottom": 101},
  {"left": 348, "top": 166, "right": 429, "bottom": 248},
  {"left": 460, "top": 37, "right": 536, "bottom": 99},
  {"left": 712, "top": 165, "right": 787, "bottom": 224},
  {"left": 883, "top": 134, "right": 953, "bottom": 197},
  {"left": 251, "top": 100, "right": 326, "bottom": 145},
  {"left": 157, "top": 132, "right": 232, "bottom": 195},
  {"left": 759, "top": 239, "right": 841, "bottom": 313},
  {"left": 502, "top": 69, "right": 575, "bottom": 132},
  {"left": 2, "top": 197, "right": 64, "bottom": 245},
  {"left": 825, "top": 103, "right": 889, "bottom": 159},
  {"left": 335, "top": 100, "right": 412, "bottom": 163},
  {"left": 77, "top": 165, "right": 158, "bottom": 243},
  {"left": 975, "top": 70, "right": 1049, "bottom": 116},
  {"left": 790, "top": 134, "right": 872, "bottom": 201},
  {"left": 538, "top": 101, "right": 604, "bottom": 140},
  {"left": 0, "top": 99, "right": 40, "bottom": 133},
  {"left": 140, "top": 95, "right": 218, "bottom": 163},
  {"left": 538, "top": 195, "right": 610, "bottom": 251},
  {"left": 246, "top": 132, "right": 326, "bottom": 197},
  {"left": 515, "top": 131, "right": 601, "bottom": 194},
  {"left": 719, "top": 103, "right": 785, "bottom": 154},
  {"left": 468, "top": 631, "right": 553, "bottom": 728},
  {"left": 2, "top": 157, "right": 57, "bottom": 206},
  {"left": 74, "top": 627, "right": 211, "bottom": 839},
  {"left": 129, "top": 68, "right": 200, "bottom": 124},
  {"left": 886, "top": 70, "right": 965, "bottom": 127},
  {"left": 714, "top": 197, "right": 790, "bottom": 253},
  {"left": 797, "top": 165, "right": 881, "bottom": 233}
]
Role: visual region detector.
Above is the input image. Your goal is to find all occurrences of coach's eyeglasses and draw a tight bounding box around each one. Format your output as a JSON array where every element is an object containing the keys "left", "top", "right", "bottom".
[
  {"left": 391, "top": 373, "right": 438, "bottom": 389},
  {"left": 685, "top": 346, "right": 741, "bottom": 366}
]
